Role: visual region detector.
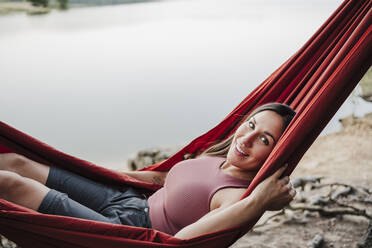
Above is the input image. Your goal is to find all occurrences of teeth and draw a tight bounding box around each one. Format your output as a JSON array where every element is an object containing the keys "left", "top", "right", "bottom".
[{"left": 237, "top": 144, "right": 248, "bottom": 156}]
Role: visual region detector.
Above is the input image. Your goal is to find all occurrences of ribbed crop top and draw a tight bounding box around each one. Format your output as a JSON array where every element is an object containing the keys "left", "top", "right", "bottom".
[{"left": 147, "top": 156, "right": 251, "bottom": 235}]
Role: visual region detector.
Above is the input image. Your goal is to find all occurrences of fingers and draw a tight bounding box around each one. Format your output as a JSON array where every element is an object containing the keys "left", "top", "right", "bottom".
[
  {"left": 284, "top": 181, "right": 293, "bottom": 191},
  {"left": 272, "top": 164, "right": 287, "bottom": 179},
  {"left": 281, "top": 176, "right": 290, "bottom": 185}
]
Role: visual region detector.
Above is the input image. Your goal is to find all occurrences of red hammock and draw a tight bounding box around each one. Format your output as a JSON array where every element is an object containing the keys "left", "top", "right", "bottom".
[{"left": 0, "top": 0, "right": 371, "bottom": 247}]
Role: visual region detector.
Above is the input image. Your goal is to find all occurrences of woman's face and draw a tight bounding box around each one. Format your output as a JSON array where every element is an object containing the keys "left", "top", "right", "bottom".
[{"left": 226, "top": 110, "right": 284, "bottom": 172}]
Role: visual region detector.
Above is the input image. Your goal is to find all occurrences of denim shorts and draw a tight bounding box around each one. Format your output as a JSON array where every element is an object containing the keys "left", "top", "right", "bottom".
[{"left": 38, "top": 166, "right": 151, "bottom": 228}]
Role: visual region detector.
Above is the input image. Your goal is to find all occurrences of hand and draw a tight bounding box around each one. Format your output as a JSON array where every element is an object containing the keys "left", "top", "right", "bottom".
[{"left": 251, "top": 164, "right": 296, "bottom": 211}]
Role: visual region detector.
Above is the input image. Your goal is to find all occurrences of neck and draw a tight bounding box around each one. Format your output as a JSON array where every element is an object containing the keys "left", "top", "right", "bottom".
[{"left": 220, "top": 161, "right": 257, "bottom": 181}]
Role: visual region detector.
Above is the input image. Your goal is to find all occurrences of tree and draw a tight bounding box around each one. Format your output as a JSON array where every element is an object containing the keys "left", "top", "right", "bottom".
[
  {"left": 27, "top": 0, "right": 49, "bottom": 8},
  {"left": 57, "top": 0, "right": 68, "bottom": 10}
]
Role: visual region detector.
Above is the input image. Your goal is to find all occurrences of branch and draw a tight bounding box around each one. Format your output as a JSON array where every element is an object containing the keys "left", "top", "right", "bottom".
[{"left": 288, "top": 203, "right": 372, "bottom": 219}]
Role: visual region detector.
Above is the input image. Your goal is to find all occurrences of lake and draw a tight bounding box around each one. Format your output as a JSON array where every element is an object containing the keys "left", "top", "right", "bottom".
[{"left": 0, "top": 0, "right": 370, "bottom": 169}]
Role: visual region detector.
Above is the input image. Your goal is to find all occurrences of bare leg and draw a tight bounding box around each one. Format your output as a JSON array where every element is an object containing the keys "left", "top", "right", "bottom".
[
  {"left": 0, "top": 153, "right": 50, "bottom": 185},
  {"left": 0, "top": 170, "right": 49, "bottom": 211}
]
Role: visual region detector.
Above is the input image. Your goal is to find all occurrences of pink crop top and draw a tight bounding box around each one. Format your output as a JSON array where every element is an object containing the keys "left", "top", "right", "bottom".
[{"left": 147, "top": 156, "right": 251, "bottom": 235}]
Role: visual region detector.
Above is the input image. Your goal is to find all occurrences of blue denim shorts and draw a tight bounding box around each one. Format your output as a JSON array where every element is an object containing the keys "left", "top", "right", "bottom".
[{"left": 38, "top": 166, "right": 151, "bottom": 228}]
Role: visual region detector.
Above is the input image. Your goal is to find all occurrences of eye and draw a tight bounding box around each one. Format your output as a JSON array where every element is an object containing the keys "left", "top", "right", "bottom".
[
  {"left": 260, "top": 135, "right": 269, "bottom": 146},
  {"left": 248, "top": 121, "right": 255, "bottom": 129}
]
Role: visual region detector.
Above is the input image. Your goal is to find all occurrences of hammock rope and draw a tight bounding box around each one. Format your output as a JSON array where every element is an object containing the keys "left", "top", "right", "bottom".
[{"left": 0, "top": 0, "right": 371, "bottom": 247}]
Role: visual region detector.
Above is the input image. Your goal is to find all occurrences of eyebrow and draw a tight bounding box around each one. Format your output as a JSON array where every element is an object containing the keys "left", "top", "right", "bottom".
[{"left": 252, "top": 117, "right": 277, "bottom": 144}]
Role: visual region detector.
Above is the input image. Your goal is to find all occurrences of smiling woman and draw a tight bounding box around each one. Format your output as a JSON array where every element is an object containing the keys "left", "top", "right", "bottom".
[
  {"left": 0, "top": 102, "right": 297, "bottom": 239},
  {"left": 0, "top": 0, "right": 370, "bottom": 246},
  {"left": 222, "top": 111, "right": 285, "bottom": 179}
]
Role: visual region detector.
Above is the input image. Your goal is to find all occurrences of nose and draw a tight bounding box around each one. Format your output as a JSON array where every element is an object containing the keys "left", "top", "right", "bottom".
[{"left": 240, "top": 131, "right": 257, "bottom": 148}]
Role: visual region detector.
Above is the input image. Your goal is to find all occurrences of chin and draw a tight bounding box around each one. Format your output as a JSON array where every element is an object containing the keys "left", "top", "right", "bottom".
[
  {"left": 226, "top": 154, "right": 259, "bottom": 171},
  {"left": 227, "top": 155, "right": 248, "bottom": 168}
]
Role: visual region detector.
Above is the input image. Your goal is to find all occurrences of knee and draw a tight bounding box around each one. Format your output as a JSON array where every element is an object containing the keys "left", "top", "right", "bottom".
[
  {"left": 0, "top": 170, "right": 24, "bottom": 199},
  {"left": 0, "top": 153, "right": 28, "bottom": 173}
]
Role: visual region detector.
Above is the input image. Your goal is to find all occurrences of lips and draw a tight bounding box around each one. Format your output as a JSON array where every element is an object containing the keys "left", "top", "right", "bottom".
[{"left": 234, "top": 143, "right": 249, "bottom": 157}]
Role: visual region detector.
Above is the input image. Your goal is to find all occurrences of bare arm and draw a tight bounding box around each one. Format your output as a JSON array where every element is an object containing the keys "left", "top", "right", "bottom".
[
  {"left": 175, "top": 193, "right": 264, "bottom": 239},
  {"left": 122, "top": 170, "right": 168, "bottom": 186},
  {"left": 175, "top": 165, "right": 295, "bottom": 239}
]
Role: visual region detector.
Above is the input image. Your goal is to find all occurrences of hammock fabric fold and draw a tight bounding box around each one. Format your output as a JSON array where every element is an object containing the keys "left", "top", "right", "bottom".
[{"left": 0, "top": 0, "right": 371, "bottom": 247}]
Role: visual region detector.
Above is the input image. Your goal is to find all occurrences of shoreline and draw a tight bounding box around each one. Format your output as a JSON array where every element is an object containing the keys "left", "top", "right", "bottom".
[
  {"left": 0, "top": 0, "right": 158, "bottom": 15},
  {"left": 0, "top": 2, "right": 51, "bottom": 15}
]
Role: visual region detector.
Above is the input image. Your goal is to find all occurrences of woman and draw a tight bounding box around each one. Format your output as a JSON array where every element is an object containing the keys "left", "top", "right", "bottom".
[{"left": 0, "top": 102, "right": 296, "bottom": 239}]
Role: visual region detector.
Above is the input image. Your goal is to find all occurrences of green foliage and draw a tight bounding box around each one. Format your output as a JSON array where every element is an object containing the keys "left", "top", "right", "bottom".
[
  {"left": 57, "top": 0, "right": 68, "bottom": 9},
  {"left": 27, "top": 0, "right": 49, "bottom": 7}
]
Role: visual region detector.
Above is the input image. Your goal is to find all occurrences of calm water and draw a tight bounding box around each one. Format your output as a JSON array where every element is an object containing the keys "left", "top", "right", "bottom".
[{"left": 0, "top": 0, "right": 370, "bottom": 169}]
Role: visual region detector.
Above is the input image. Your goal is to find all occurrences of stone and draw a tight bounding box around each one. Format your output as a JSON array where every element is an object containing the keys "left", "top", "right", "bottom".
[
  {"left": 331, "top": 186, "right": 352, "bottom": 199},
  {"left": 0, "top": 235, "right": 19, "bottom": 248},
  {"left": 308, "top": 195, "right": 330, "bottom": 206},
  {"left": 307, "top": 234, "right": 324, "bottom": 248},
  {"left": 126, "top": 146, "right": 180, "bottom": 171},
  {"left": 292, "top": 176, "right": 322, "bottom": 189}
]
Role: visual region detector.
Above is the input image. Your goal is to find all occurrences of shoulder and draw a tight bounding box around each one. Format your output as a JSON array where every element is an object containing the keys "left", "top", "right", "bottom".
[{"left": 210, "top": 187, "right": 246, "bottom": 211}]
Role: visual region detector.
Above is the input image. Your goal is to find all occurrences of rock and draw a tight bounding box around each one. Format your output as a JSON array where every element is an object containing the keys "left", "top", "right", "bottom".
[
  {"left": 292, "top": 177, "right": 323, "bottom": 189},
  {"left": 338, "top": 113, "right": 372, "bottom": 135},
  {"left": 331, "top": 186, "right": 352, "bottom": 199},
  {"left": 362, "top": 197, "right": 372, "bottom": 204},
  {"left": 127, "top": 146, "right": 180, "bottom": 171},
  {"left": 307, "top": 234, "right": 324, "bottom": 248},
  {"left": 361, "top": 95, "right": 372, "bottom": 102},
  {"left": 0, "top": 235, "right": 19, "bottom": 248},
  {"left": 308, "top": 195, "right": 330, "bottom": 206},
  {"left": 304, "top": 210, "right": 312, "bottom": 217},
  {"left": 339, "top": 115, "right": 357, "bottom": 128}
]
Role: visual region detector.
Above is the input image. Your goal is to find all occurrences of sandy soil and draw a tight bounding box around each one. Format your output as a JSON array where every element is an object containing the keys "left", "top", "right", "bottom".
[{"left": 231, "top": 113, "right": 372, "bottom": 248}]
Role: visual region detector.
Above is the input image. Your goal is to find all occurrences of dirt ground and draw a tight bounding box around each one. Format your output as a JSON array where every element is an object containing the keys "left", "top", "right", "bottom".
[{"left": 231, "top": 113, "right": 372, "bottom": 248}]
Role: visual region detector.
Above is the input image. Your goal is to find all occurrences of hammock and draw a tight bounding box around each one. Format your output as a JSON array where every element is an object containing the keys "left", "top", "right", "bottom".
[{"left": 0, "top": 0, "right": 371, "bottom": 247}]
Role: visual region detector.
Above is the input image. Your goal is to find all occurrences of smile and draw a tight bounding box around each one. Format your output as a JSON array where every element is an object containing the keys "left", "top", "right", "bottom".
[{"left": 235, "top": 143, "right": 249, "bottom": 157}]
